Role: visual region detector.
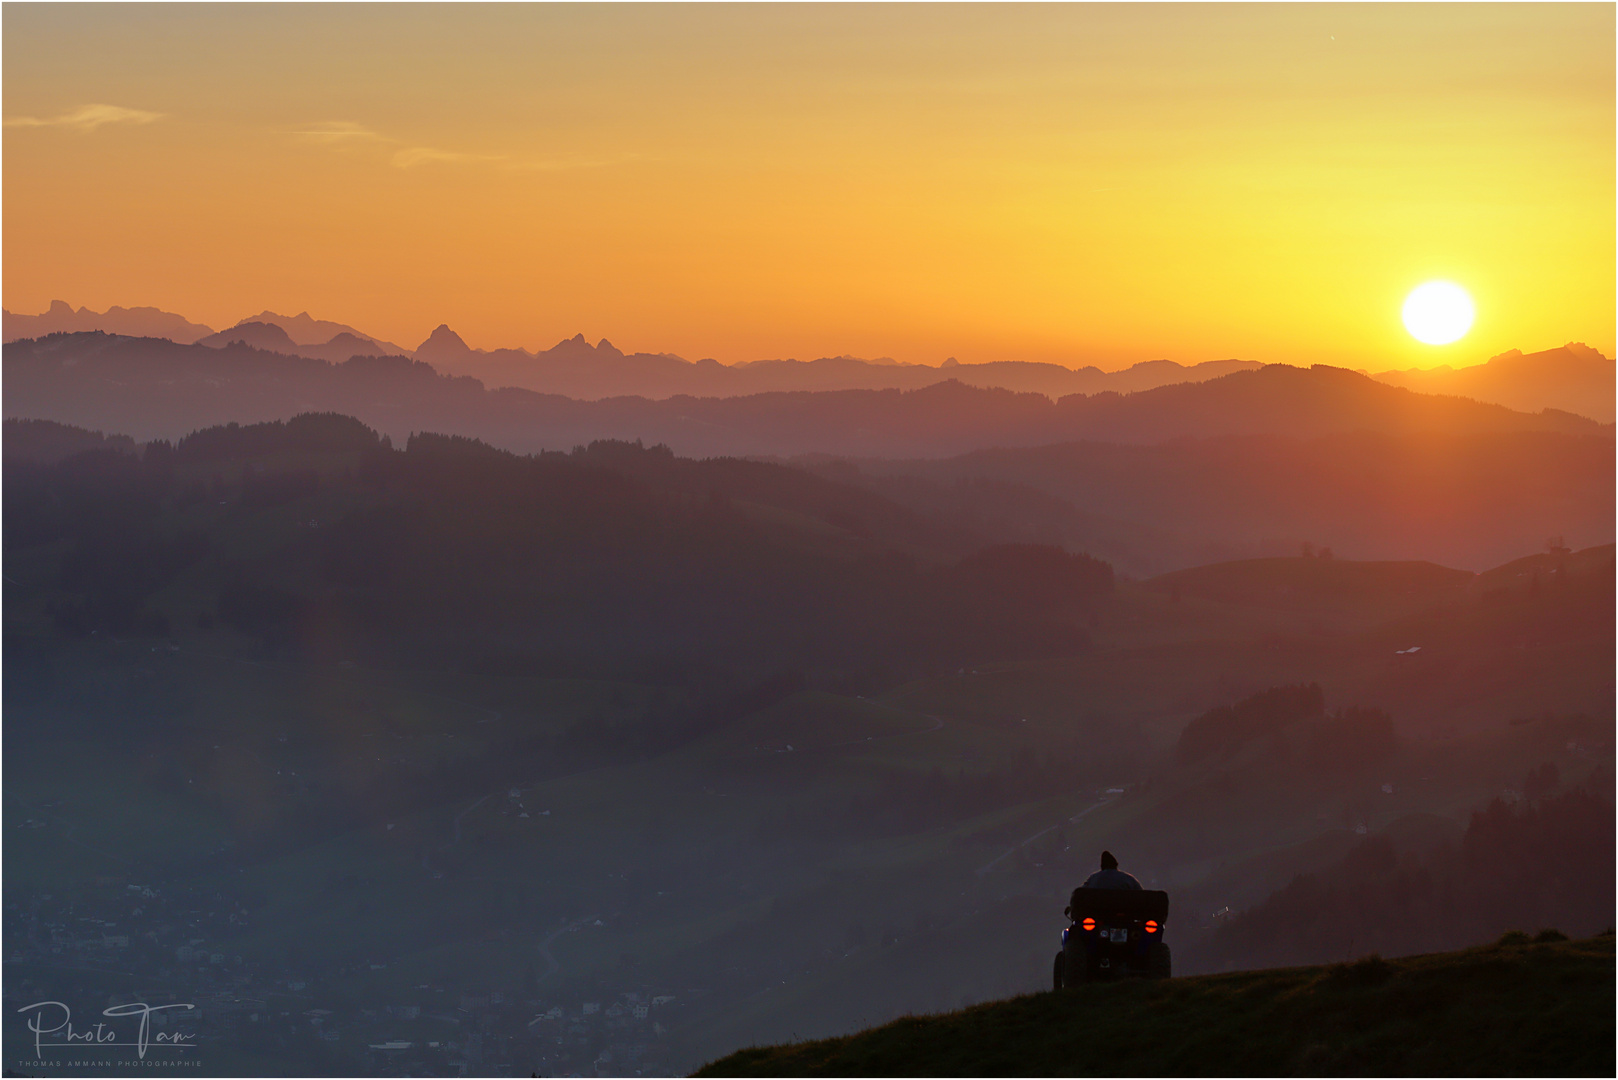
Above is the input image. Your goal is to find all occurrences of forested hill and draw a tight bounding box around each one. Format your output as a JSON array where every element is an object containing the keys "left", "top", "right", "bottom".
[
  {"left": 3, "top": 413, "right": 1113, "bottom": 682},
  {"left": 698, "top": 934, "right": 1615, "bottom": 1077}
]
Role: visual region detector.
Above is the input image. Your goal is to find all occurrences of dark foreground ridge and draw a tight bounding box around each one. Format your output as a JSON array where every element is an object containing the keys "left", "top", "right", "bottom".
[{"left": 697, "top": 934, "right": 1614, "bottom": 1077}]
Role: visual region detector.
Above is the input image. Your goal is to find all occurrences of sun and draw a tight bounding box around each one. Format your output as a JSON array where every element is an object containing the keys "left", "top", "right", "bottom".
[{"left": 1401, "top": 281, "right": 1475, "bottom": 345}]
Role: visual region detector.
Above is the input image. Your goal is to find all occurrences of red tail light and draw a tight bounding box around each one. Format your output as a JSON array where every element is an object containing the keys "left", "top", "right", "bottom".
[
  {"left": 1081, "top": 917, "right": 1096, "bottom": 931},
  {"left": 1145, "top": 920, "right": 1159, "bottom": 934}
]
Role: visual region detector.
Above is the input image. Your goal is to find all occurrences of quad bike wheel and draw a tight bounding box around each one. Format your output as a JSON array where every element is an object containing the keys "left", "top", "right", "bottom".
[
  {"left": 1148, "top": 941, "right": 1172, "bottom": 979},
  {"left": 1054, "top": 947, "right": 1093, "bottom": 988}
]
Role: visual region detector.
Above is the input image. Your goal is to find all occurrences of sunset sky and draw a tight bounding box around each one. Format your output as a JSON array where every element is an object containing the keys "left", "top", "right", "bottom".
[{"left": 4, "top": 4, "right": 1613, "bottom": 369}]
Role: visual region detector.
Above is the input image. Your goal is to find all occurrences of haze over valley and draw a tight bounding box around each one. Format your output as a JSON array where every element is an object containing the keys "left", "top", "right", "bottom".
[
  {"left": 4, "top": 388, "right": 1612, "bottom": 1072},
  {"left": 5, "top": 5, "right": 1612, "bottom": 1076}
]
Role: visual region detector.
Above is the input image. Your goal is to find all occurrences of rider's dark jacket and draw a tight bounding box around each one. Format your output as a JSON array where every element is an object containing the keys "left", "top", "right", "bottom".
[{"left": 1081, "top": 868, "right": 1143, "bottom": 890}]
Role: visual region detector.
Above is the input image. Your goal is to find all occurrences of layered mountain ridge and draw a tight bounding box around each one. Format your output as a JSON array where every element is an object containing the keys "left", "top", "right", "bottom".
[
  {"left": 8, "top": 332, "right": 1610, "bottom": 573},
  {"left": 5, "top": 300, "right": 1610, "bottom": 418},
  {"left": 6, "top": 330, "right": 1607, "bottom": 458}
]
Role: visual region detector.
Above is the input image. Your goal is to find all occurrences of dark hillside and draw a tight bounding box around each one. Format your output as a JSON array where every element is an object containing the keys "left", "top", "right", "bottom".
[
  {"left": 699, "top": 934, "right": 1615, "bottom": 1077},
  {"left": 3, "top": 417, "right": 138, "bottom": 463},
  {"left": 1197, "top": 785, "right": 1614, "bottom": 972},
  {"left": 1144, "top": 558, "right": 1474, "bottom": 625},
  {"left": 857, "top": 430, "right": 1614, "bottom": 573},
  {"left": 2, "top": 415, "right": 1106, "bottom": 682}
]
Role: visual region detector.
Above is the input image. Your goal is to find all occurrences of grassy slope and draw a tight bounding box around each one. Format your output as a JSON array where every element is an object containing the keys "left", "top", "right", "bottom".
[{"left": 698, "top": 935, "right": 1615, "bottom": 1077}]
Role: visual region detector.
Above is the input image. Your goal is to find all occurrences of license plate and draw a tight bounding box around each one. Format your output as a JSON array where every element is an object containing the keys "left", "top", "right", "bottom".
[{"left": 1108, "top": 928, "right": 1129, "bottom": 943}]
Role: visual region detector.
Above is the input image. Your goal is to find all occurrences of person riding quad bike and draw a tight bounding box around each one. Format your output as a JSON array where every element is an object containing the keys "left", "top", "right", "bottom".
[
  {"left": 1054, "top": 851, "right": 1171, "bottom": 987},
  {"left": 1081, "top": 849, "right": 1142, "bottom": 891}
]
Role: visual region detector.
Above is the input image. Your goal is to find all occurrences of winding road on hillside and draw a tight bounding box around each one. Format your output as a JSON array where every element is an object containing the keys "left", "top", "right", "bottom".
[
  {"left": 975, "top": 790, "right": 1122, "bottom": 876},
  {"left": 451, "top": 792, "right": 495, "bottom": 845},
  {"left": 536, "top": 913, "right": 602, "bottom": 987},
  {"left": 421, "top": 790, "right": 499, "bottom": 875}
]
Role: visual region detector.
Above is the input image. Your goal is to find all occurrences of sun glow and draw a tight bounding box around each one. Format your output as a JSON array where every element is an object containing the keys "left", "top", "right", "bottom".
[
  {"left": 1, "top": 6, "right": 1611, "bottom": 365},
  {"left": 1402, "top": 282, "right": 1476, "bottom": 346}
]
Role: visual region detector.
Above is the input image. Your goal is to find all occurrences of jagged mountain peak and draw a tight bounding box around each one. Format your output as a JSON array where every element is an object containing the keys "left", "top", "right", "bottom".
[{"left": 414, "top": 324, "right": 474, "bottom": 360}]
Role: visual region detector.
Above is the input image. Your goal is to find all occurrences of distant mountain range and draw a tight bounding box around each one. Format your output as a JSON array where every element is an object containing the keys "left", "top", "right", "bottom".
[
  {"left": 1, "top": 303, "right": 414, "bottom": 362},
  {"left": 7, "top": 333, "right": 1610, "bottom": 572},
  {"left": 1374, "top": 344, "right": 1614, "bottom": 423},
  {"left": 2, "top": 299, "right": 216, "bottom": 344},
  {"left": 5, "top": 300, "right": 1609, "bottom": 418},
  {"left": 196, "top": 320, "right": 411, "bottom": 364},
  {"left": 414, "top": 322, "right": 1268, "bottom": 400},
  {"left": 230, "top": 309, "right": 415, "bottom": 357},
  {"left": 4, "top": 331, "right": 1606, "bottom": 460}
]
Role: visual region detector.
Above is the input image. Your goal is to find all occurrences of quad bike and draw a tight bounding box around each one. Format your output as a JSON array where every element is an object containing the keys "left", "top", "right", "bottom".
[{"left": 1053, "top": 886, "right": 1171, "bottom": 988}]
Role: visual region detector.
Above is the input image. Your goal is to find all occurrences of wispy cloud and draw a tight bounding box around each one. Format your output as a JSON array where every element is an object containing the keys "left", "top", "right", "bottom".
[
  {"left": 293, "top": 119, "right": 630, "bottom": 174},
  {"left": 290, "top": 120, "right": 385, "bottom": 142},
  {"left": 292, "top": 123, "right": 496, "bottom": 169},
  {"left": 6, "top": 103, "right": 163, "bottom": 131},
  {"left": 390, "top": 145, "right": 505, "bottom": 169}
]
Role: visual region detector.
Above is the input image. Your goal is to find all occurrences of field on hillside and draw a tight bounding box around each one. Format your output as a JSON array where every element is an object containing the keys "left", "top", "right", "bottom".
[{"left": 698, "top": 934, "right": 1616, "bottom": 1077}]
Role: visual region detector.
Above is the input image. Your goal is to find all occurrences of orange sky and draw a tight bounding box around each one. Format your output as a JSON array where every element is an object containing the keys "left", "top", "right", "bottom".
[{"left": 4, "top": 4, "right": 1613, "bottom": 369}]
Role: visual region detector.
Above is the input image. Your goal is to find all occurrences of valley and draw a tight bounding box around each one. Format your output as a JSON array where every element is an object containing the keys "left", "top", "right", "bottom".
[{"left": 5, "top": 421, "right": 1610, "bottom": 1073}]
